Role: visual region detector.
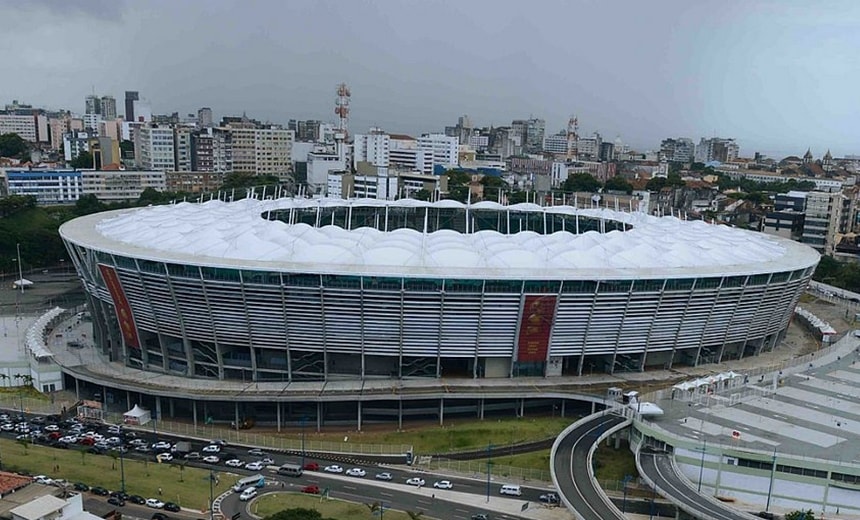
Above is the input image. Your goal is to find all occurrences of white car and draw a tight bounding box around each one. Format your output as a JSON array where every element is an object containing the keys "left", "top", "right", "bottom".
[
  {"left": 202, "top": 444, "right": 221, "bottom": 453},
  {"left": 146, "top": 498, "right": 165, "bottom": 509},
  {"left": 203, "top": 455, "right": 220, "bottom": 464},
  {"left": 375, "top": 472, "right": 393, "bottom": 481},
  {"left": 433, "top": 480, "right": 453, "bottom": 489},
  {"left": 244, "top": 461, "right": 265, "bottom": 471},
  {"left": 156, "top": 453, "right": 173, "bottom": 463},
  {"left": 34, "top": 475, "right": 54, "bottom": 485},
  {"left": 239, "top": 488, "right": 257, "bottom": 502},
  {"left": 259, "top": 457, "right": 275, "bottom": 465},
  {"left": 248, "top": 448, "right": 266, "bottom": 456},
  {"left": 152, "top": 441, "right": 172, "bottom": 451},
  {"left": 225, "top": 459, "right": 243, "bottom": 468},
  {"left": 44, "top": 425, "right": 60, "bottom": 432},
  {"left": 406, "top": 477, "right": 425, "bottom": 486},
  {"left": 324, "top": 464, "right": 344, "bottom": 473},
  {"left": 345, "top": 468, "right": 366, "bottom": 477}
]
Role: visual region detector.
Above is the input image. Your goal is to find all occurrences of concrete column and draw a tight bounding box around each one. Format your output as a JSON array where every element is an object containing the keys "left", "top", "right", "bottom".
[
  {"left": 439, "top": 398, "right": 444, "bottom": 426},
  {"left": 398, "top": 400, "right": 403, "bottom": 431},
  {"left": 192, "top": 401, "right": 197, "bottom": 428},
  {"left": 591, "top": 401, "right": 596, "bottom": 414},
  {"left": 75, "top": 379, "right": 79, "bottom": 400},
  {"left": 126, "top": 391, "right": 131, "bottom": 411},
  {"left": 357, "top": 401, "right": 362, "bottom": 432},
  {"left": 168, "top": 398, "right": 174, "bottom": 418},
  {"left": 561, "top": 400, "right": 566, "bottom": 418},
  {"left": 479, "top": 398, "right": 484, "bottom": 420},
  {"left": 715, "top": 451, "right": 723, "bottom": 495},
  {"left": 316, "top": 402, "right": 322, "bottom": 433},
  {"left": 519, "top": 398, "right": 524, "bottom": 418},
  {"left": 155, "top": 396, "right": 162, "bottom": 424},
  {"left": 234, "top": 402, "right": 240, "bottom": 429},
  {"left": 276, "top": 402, "right": 281, "bottom": 433}
]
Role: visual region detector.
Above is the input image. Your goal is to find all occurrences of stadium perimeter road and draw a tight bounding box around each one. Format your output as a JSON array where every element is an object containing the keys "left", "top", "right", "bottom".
[
  {"left": 553, "top": 412, "right": 629, "bottom": 520},
  {"left": 638, "top": 449, "right": 758, "bottom": 520}
]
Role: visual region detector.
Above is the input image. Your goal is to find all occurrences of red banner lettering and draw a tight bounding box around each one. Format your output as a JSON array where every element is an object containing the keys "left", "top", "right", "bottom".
[
  {"left": 516, "top": 295, "right": 556, "bottom": 363},
  {"left": 98, "top": 264, "right": 140, "bottom": 349}
]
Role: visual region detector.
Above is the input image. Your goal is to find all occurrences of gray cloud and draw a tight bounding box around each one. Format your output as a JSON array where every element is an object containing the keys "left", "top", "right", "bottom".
[{"left": 0, "top": 0, "right": 126, "bottom": 20}]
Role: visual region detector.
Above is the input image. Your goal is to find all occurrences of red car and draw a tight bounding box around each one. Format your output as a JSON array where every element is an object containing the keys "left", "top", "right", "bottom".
[
  {"left": 303, "top": 462, "right": 319, "bottom": 471},
  {"left": 48, "top": 432, "right": 62, "bottom": 440},
  {"left": 78, "top": 437, "right": 95, "bottom": 446},
  {"left": 301, "top": 485, "right": 320, "bottom": 495}
]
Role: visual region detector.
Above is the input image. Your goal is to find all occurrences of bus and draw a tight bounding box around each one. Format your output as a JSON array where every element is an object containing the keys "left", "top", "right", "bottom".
[
  {"left": 277, "top": 463, "right": 303, "bottom": 477},
  {"left": 232, "top": 474, "right": 266, "bottom": 492}
]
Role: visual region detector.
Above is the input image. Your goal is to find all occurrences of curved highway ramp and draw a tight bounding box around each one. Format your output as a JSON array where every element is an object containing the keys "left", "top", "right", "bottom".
[
  {"left": 637, "top": 448, "right": 759, "bottom": 520},
  {"left": 551, "top": 410, "right": 631, "bottom": 520}
]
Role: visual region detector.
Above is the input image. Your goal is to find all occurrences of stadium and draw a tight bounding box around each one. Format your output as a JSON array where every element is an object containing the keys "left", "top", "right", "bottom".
[{"left": 59, "top": 196, "right": 819, "bottom": 390}]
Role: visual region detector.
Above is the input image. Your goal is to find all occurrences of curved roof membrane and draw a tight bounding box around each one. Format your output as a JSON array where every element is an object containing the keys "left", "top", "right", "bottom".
[{"left": 60, "top": 197, "right": 820, "bottom": 280}]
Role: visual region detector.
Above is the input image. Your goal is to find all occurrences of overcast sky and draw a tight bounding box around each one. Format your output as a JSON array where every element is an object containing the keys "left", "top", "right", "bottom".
[{"left": 2, "top": 0, "right": 858, "bottom": 158}]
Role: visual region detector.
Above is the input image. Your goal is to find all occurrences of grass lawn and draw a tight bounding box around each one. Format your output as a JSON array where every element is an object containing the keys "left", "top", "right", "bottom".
[
  {"left": 252, "top": 492, "right": 421, "bottom": 520},
  {"left": 0, "top": 438, "right": 238, "bottom": 511},
  {"left": 490, "top": 448, "right": 551, "bottom": 471},
  {"left": 592, "top": 440, "right": 637, "bottom": 481},
  {"left": 301, "top": 417, "right": 577, "bottom": 455}
]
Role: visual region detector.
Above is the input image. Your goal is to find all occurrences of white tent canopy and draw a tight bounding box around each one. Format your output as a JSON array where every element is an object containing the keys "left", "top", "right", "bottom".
[
  {"left": 12, "top": 278, "right": 33, "bottom": 289},
  {"left": 672, "top": 371, "right": 745, "bottom": 398},
  {"left": 123, "top": 404, "right": 151, "bottom": 425}
]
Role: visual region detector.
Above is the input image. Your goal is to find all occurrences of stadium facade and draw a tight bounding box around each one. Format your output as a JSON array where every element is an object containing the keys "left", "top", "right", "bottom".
[{"left": 59, "top": 197, "right": 820, "bottom": 386}]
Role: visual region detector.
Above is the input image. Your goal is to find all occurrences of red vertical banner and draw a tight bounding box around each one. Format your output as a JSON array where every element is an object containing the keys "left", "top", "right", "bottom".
[
  {"left": 98, "top": 264, "right": 141, "bottom": 349},
  {"left": 516, "top": 295, "right": 556, "bottom": 363}
]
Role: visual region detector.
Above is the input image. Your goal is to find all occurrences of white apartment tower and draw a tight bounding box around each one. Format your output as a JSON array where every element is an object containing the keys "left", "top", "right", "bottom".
[
  {"left": 138, "top": 125, "right": 176, "bottom": 171},
  {"left": 417, "top": 133, "right": 459, "bottom": 169},
  {"left": 353, "top": 128, "right": 390, "bottom": 168}
]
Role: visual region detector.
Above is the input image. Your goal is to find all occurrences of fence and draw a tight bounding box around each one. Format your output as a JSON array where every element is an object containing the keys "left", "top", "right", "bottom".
[{"left": 417, "top": 457, "right": 553, "bottom": 484}]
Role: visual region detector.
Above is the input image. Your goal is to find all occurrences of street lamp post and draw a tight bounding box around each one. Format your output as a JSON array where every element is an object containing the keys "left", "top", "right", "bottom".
[
  {"left": 209, "top": 469, "right": 215, "bottom": 520},
  {"left": 486, "top": 443, "right": 493, "bottom": 503},
  {"left": 118, "top": 424, "right": 126, "bottom": 493},
  {"left": 622, "top": 475, "right": 633, "bottom": 513},
  {"left": 697, "top": 438, "right": 707, "bottom": 493},
  {"left": 300, "top": 415, "right": 307, "bottom": 468},
  {"left": 765, "top": 449, "right": 777, "bottom": 512},
  {"left": 15, "top": 243, "right": 24, "bottom": 294}
]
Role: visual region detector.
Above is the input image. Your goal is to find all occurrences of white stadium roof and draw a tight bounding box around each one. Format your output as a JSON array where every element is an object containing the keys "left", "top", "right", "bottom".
[{"left": 59, "top": 197, "right": 820, "bottom": 280}]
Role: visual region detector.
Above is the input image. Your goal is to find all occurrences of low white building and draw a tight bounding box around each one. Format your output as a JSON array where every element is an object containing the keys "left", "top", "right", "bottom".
[{"left": 11, "top": 493, "right": 101, "bottom": 520}]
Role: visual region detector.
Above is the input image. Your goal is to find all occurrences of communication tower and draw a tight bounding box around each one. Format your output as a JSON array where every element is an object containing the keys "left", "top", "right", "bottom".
[{"left": 334, "top": 83, "right": 351, "bottom": 164}]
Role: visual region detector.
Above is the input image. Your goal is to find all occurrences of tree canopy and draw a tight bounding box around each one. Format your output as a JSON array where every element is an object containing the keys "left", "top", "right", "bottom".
[
  {"left": 604, "top": 175, "right": 634, "bottom": 194},
  {"left": 0, "top": 133, "right": 30, "bottom": 160},
  {"left": 785, "top": 510, "right": 816, "bottom": 520},
  {"left": 262, "top": 508, "right": 334, "bottom": 520},
  {"left": 562, "top": 172, "right": 602, "bottom": 193},
  {"left": 70, "top": 151, "right": 94, "bottom": 169}
]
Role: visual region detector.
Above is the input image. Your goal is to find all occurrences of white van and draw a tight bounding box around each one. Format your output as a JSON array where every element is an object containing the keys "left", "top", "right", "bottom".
[
  {"left": 500, "top": 484, "right": 522, "bottom": 496},
  {"left": 239, "top": 487, "right": 257, "bottom": 501}
]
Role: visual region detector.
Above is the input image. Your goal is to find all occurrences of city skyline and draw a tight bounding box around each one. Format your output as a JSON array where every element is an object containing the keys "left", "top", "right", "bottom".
[{"left": 2, "top": 0, "right": 859, "bottom": 159}]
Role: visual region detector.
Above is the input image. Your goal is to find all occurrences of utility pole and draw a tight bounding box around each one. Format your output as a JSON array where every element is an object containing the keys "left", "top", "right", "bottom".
[{"left": 486, "top": 443, "right": 493, "bottom": 503}]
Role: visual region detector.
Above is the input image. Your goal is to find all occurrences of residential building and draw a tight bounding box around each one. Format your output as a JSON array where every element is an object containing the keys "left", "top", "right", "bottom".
[
  {"left": 165, "top": 171, "right": 225, "bottom": 193},
  {"left": 417, "top": 133, "right": 459, "bottom": 168},
  {"left": 82, "top": 113, "right": 101, "bottom": 133},
  {"left": 577, "top": 132, "right": 603, "bottom": 160},
  {"left": 444, "top": 114, "right": 474, "bottom": 145},
  {"left": 289, "top": 119, "right": 323, "bottom": 142},
  {"left": 599, "top": 141, "right": 615, "bottom": 162},
  {"left": 63, "top": 131, "right": 92, "bottom": 162},
  {"left": 390, "top": 135, "right": 433, "bottom": 175},
  {"left": 307, "top": 151, "right": 346, "bottom": 193},
  {"left": 801, "top": 190, "right": 845, "bottom": 254},
  {"left": 512, "top": 118, "right": 545, "bottom": 153},
  {"left": 132, "top": 99, "right": 152, "bottom": 122},
  {"left": 88, "top": 136, "right": 121, "bottom": 168},
  {"left": 197, "top": 107, "right": 213, "bottom": 128},
  {"left": 468, "top": 134, "right": 489, "bottom": 151},
  {"left": 762, "top": 192, "right": 807, "bottom": 240},
  {"left": 84, "top": 94, "right": 100, "bottom": 115},
  {"left": 488, "top": 127, "right": 522, "bottom": 158},
  {"left": 659, "top": 137, "right": 695, "bottom": 163},
  {"left": 695, "top": 137, "right": 739, "bottom": 163},
  {"left": 100, "top": 96, "right": 117, "bottom": 120},
  {"left": 81, "top": 170, "right": 166, "bottom": 202},
  {"left": 137, "top": 124, "right": 176, "bottom": 171},
  {"left": 398, "top": 170, "right": 448, "bottom": 198},
  {"left": 2, "top": 168, "right": 82, "bottom": 204},
  {"left": 353, "top": 128, "right": 390, "bottom": 168},
  {"left": 0, "top": 114, "right": 37, "bottom": 142},
  {"left": 174, "top": 126, "right": 193, "bottom": 172},
  {"left": 48, "top": 117, "right": 67, "bottom": 150},
  {"left": 125, "top": 90, "right": 139, "bottom": 121},
  {"left": 329, "top": 162, "right": 398, "bottom": 199},
  {"left": 543, "top": 131, "right": 569, "bottom": 155}
]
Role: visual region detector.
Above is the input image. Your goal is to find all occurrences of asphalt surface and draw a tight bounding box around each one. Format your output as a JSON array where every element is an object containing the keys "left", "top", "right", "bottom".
[
  {"left": 638, "top": 449, "right": 758, "bottom": 520},
  {"left": 552, "top": 412, "right": 629, "bottom": 520}
]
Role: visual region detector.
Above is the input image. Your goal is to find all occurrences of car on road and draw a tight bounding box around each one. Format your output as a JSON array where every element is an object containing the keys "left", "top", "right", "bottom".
[
  {"left": 539, "top": 492, "right": 559, "bottom": 504},
  {"left": 146, "top": 498, "right": 165, "bottom": 509},
  {"left": 433, "top": 480, "right": 453, "bottom": 489},
  {"left": 151, "top": 513, "right": 168, "bottom": 520},
  {"left": 203, "top": 455, "right": 220, "bottom": 464},
  {"left": 244, "top": 461, "right": 264, "bottom": 471},
  {"left": 405, "top": 477, "right": 425, "bottom": 486},
  {"left": 135, "top": 445, "right": 152, "bottom": 453},
  {"left": 375, "top": 472, "right": 393, "bottom": 481},
  {"left": 107, "top": 497, "right": 125, "bottom": 507},
  {"left": 184, "top": 452, "right": 202, "bottom": 460},
  {"left": 259, "top": 457, "right": 275, "bottom": 465},
  {"left": 202, "top": 444, "right": 221, "bottom": 453},
  {"left": 156, "top": 453, "right": 173, "bottom": 463},
  {"left": 163, "top": 502, "right": 180, "bottom": 512},
  {"left": 128, "top": 495, "right": 146, "bottom": 505},
  {"left": 324, "top": 464, "right": 343, "bottom": 473},
  {"left": 225, "top": 459, "right": 243, "bottom": 468},
  {"left": 34, "top": 475, "right": 54, "bottom": 486},
  {"left": 73, "top": 483, "right": 89, "bottom": 492},
  {"left": 301, "top": 485, "right": 320, "bottom": 494},
  {"left": 239, "top": 488, "right": 257, "bottom": 502},
  {"left": 248, "top": 448, "right": 266, "bottom": 456},
  {"left": 471, "top": 514, "right": 489, "bottom": 520},
  {"left": 152, "top": 441, "right": 172, "bottom": 451},
  {"left": 345, "top": 468, "right": 366, "bottom": 477},
  {"left": 303, "top": 462, "right": 319, "bottom": 471},
  {"left": 91, "top": 486, "right": 109, "bottom": 496}
]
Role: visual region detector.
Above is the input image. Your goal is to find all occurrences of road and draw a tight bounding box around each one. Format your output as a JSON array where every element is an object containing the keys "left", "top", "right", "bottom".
[
  {"left": 638, "top": 449, "right": 758, "bottom": 520},
  {"left": 552, "top": 412, "right": 629, "bottom": 520}
]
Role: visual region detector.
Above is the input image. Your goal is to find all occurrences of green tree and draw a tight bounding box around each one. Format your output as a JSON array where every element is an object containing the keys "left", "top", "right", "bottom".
[
  {"left": 562, "top": 172, "right": 601, "bottom": 193},
  {"left": 263, "top": 508, "right": 329, "bottom": 520},
  {"left": 445, "top": 169, "right": 471, "bottom": 187},
  {"left": 0, "top": 133, "right": 29, "bottom": 159},
  {"left": 603, "top": 176, "right": 634, "bottom": 194},
  {"left": 70, "top": 151, "right": 94, "bottom": 169},
  {"left": 74, "top": 195, "right": 107, "bottom": 216},
  {"left": 666, "top": 172, "right": 686, "bottom": 187},
  {"left": 645, "top": 177, "right": 667, "bottom": 191},
  {"left": 411, "top": 189, "right": 431, "bottom": 201},
  {"left": 785, "top": 510, "right": 815, "bottom": 520}
]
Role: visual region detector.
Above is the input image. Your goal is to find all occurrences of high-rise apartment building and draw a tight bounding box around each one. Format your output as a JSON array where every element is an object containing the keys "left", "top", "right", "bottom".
[
  {"left": 353, "top": 128, "right": 390, "bottom": 168},
  {"left": 417, "top": 133, "right": 459, "bottom": 168},
  {"left": 0, "top": 114, "right": 38, "bottom": 142},
  {"left": 512, "top": 118, "right": 545, "bottom": 154},
  {"left": 173, "top": 126, "right": 193, "bottom": 172},
  {"left": 100, "top": 96, "right": 117, "bottom": 121},
  {"left": 695, "top": 137, "right": 739, "bottom": 163},
  {"left": 191, "top": 127, "right": 233, "bottom": 173},
  {"left": 85, "top": 95, "right": 101, "bottom": 115},
  {"left": 659, "top": 137, "right": 695, "bottom": 163},
  {"left": 226, "top": 124, "right": 292, "bottom": 180},
  {"left": 543, "top": 132, "right": 569, "bottom": 155},
  {"left": 125, "top": 91, "right": 139, "bottom": 121},
  {"left": 137, "top": 124, "right": 176, "bottom": 171},
  {"left": 197, "top": 107, "right": 213, "bottom": 128}
]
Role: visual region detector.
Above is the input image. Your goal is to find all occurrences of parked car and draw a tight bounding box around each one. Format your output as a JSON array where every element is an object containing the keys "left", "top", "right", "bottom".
[
  {"left": 301, "top": 485, "right": 320, "bottom": 494},
  {"left": 303, "top": 462, "right": 320, "bottom": 471},
  {"left": 324, "top": 465, "right": 344, "bottom": 473},
  {"left": 156, "top": 453, "right": 173, "bottom": 463},
  {"left": 471, "top": 514, "right": 489, "bottom": 520},
  {"left": 346, "top": 468, "right": 366, "bottom": 477},
  {"left": 244, "top": 461, "right": 264, "bottom": 471},
  {"left": 406, "top": 477, "right": 425, "bottom": 486},
  {"left": 375, "top": 472, "right": 393, "bottom": 481},
  {"left": 146, "top": 498, "right": 165, "bottom": 509},
  {"left": 107, "top": 497, "right": 125, "bottom": 507},
  {"left": 91, "top": 486, "right": 110, "bottom": 496},
  {"left": 128, "top": 495, "right": 146, "bottom": 505},
  {"left": 151, "top": 513, "right": 169, "bottom": 520},
  {"left": 73, "top": 483, "right": 90, "bottom": 492},
  {"left": 433, "top": 480, "right": 453, "bottom": 489},
  {"left": 163, "top": 502, "right": 180, "bottom": 512}
]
